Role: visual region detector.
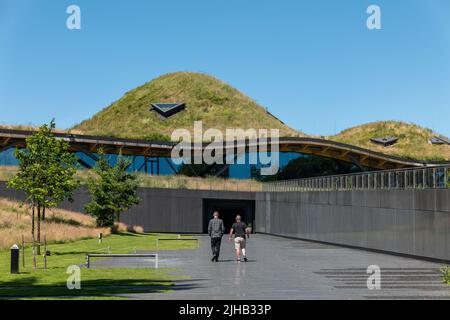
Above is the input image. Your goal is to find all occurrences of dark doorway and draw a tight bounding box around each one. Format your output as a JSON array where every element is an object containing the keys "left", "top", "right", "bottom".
[{"left": 203, "top": 199, "right": 255, "bottom": 234}]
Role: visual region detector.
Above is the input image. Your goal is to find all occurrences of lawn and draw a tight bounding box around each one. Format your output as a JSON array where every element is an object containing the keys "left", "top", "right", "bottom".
[{"left": 0, "top": 232, "right": 197, "bottom": 300}]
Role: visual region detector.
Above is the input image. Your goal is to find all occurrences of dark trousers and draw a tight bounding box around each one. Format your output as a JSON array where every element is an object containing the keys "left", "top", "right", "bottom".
[{"left": 211, "top": 237, "right": 222, "bottom": 259}]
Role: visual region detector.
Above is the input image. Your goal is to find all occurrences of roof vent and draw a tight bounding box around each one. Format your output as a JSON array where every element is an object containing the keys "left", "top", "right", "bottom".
[
  {"left": 370, "top": 137, "right": 399, "bottom": 147},
  {"left": 151, "top": 103, "right": 186, "bottom": 118},
  {"left": 429, "top": 136, "right": 449, "bottom": 145}
]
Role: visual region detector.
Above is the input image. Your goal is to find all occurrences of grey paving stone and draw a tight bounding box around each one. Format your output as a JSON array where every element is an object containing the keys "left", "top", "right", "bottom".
[{"left": 99, "top": 235, "right": 450, "bottom": 300}]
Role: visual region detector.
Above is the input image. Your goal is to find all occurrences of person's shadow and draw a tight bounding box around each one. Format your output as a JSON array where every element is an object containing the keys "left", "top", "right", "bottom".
[{"left": 216, "top": 259, "right": 234, "bottom": 262}]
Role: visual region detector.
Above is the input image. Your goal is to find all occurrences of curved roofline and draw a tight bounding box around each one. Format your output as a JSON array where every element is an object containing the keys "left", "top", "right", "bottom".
[{"left": 0, "top": 129, "right": 449, "bottom": 170}]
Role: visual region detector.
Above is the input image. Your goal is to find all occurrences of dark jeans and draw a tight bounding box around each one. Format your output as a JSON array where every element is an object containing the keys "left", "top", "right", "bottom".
[{"left": 211, "top": 237, "right": 222, "bottom": 259}]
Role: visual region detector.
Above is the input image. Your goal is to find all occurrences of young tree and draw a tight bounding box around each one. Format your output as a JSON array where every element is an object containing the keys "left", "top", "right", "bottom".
[
  {"left": 8, "top": 120, "right": 79, "bottom": 254},
  {"left": 85, "top": 152, "right": 140, "bottom": 229}
]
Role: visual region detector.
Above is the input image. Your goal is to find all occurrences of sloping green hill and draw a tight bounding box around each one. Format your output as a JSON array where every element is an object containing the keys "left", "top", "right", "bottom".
[
  {"left": 330, "top": 121, "right": 450, "bottom": 161},
  {"left": 73, "top": 72, "right": 302, "bottom": 140}
]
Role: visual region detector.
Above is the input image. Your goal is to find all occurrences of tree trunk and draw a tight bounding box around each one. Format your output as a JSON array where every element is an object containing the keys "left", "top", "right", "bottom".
[
  {"left": 36, "top": 205, "right": 41, "bottom": 255},
  {"left": 31, "top": 205, "right": 35, "bottom": 244},
  {"left": 31, "top": 205, "right": 36, "bottom": 268},
  {"left": 42, "top": 207, "right": 46, "bottom": 221}
]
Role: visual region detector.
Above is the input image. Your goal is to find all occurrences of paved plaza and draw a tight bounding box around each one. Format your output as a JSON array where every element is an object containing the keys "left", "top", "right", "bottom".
[{"left": 94, "top": 235, "right": 450, "bottom": 300}]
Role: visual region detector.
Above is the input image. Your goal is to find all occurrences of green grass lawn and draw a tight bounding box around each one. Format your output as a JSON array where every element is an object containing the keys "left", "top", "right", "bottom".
[{"left": 0, "top": 232, "right": 197, "bottom": 300}]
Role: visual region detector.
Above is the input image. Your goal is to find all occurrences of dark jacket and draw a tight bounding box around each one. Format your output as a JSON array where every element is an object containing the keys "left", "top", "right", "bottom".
[{"left": 208, "top": 218, "right": 225, "bottom": 238}]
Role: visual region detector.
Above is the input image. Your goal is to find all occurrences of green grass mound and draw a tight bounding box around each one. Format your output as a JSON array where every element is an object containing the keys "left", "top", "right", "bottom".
[
  {"left": 330, "top": 121, "right": 450, "bottom": 161},
  {"left": 73, "top": 72, "right": 302, "bottom": 140}
]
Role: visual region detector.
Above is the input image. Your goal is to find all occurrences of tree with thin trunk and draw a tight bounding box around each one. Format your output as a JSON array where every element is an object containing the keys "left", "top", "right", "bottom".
[
  {"left": 85, "top": 152, "right": 140, "bottom": 229},
  {"left": 8, "top": 120, "right": 79, "bottom": 255}
]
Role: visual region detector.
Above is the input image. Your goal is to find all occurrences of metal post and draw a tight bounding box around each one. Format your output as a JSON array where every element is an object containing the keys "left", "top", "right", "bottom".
[
  {"left": 423, "top": 169, "right": 426, "bottom": 188},
  {"left": 433, "top": 169, "right": 436, "bottom": 188},
  {"left": 388, "top": 172, "right": 391, "bottom": 190},
  {"left": 446, "top": 168, "right": 449, "bottom": 188},
  {"left": 32, "top": 236, "right": 36, "bottom": 269},
  {"left": 44, "top": 236, "right": 47, "bottom": 270},
  {"left": 413, "top": 169, "right": 417, "bottom": 188},
  {"left": 11, "top": 244, "right": 20, "bottom": 274},
  {"left": 22, "top": 235, "right": 25, "bottom": 268},
  {"left": 404, "top": 171, "right": 407, "bottom": 189}
]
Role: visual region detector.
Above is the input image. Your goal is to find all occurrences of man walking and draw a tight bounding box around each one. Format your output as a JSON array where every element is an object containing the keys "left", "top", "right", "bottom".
[
  {"left": 229, "top": 215, "right": 250, "bottom": 262},
  {"left": 208, "top": 211, "right": 225, "bottom": 262}
]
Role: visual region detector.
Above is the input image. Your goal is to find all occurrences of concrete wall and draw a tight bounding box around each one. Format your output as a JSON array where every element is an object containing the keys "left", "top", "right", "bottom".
[
  {"left": 0, "top": 182, "right": 255, "bottom": 233},
  {"left": 255, "top": 189, "right": 450, "bottom": 261},
  {"left": 121, "top": 188, "right": 255, "bottom": 233},
  {"left": 1, "top": 181, "right": 449, "bottom": 261},
  {"left": 0, "top": 182, "right": 91, "bottom": 213}
]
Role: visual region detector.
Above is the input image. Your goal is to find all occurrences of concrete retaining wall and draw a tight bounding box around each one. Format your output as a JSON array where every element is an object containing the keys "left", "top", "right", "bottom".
[
  {"left": 0, "top": 182, "right": 254, "bottom": 233},
  {"left": 121, "top": 188, "right": 255, "bottom": 233},
  {"left": 255, "top": 189, "right": 450, "bottom": 261},
  {"left": 1, "top": 181, "right": 449, "bottom": 261}
]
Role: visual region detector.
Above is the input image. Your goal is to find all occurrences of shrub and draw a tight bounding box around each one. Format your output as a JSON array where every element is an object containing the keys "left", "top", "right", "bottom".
[{"left": 441, "top": 266, "right": 450, "bottom": 285}]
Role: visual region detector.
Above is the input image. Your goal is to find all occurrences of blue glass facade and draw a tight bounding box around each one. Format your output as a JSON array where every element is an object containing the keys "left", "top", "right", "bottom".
[{"left": 0, "top": 149, "right": 365, "bottom": 180}]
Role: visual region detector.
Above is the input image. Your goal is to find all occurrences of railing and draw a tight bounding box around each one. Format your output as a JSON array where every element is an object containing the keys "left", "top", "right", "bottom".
[
  {"left": 137, "top": 175, "right": 263, "bottom": 192},
  {"left": 3, "top": 165, "right": 449, "bottom": 193},
  {"left": 263, "top": 166, "right": 450, "bottom": 192}
]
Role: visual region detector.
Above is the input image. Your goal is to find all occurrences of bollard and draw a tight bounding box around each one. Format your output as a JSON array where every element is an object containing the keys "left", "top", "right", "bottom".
[
  {"left": 11, "top": 244, "right": 19, "bottom": 274},
  {"left": 98, "top": 233, "right": 103, "bottom": 244}
]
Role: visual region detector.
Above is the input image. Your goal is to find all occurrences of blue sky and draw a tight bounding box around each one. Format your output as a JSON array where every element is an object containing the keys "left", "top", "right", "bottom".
[{"left": 1, "top": 0, "right": 449, "bottom": 136}]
